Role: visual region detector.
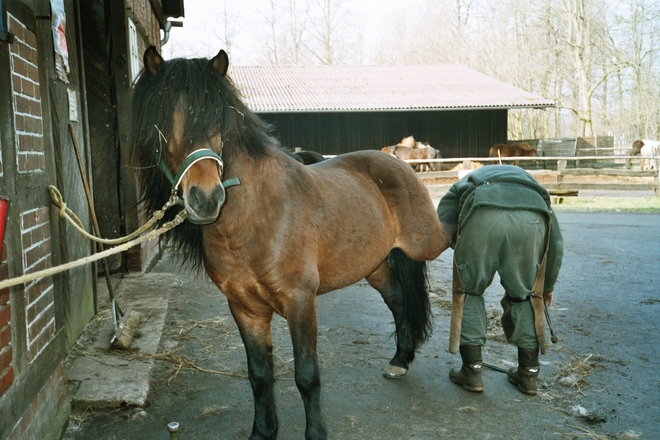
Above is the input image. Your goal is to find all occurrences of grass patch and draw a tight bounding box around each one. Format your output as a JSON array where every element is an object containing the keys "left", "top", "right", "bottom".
[{"left": 552, "top": 196, "right": 660, "bottom": 213}]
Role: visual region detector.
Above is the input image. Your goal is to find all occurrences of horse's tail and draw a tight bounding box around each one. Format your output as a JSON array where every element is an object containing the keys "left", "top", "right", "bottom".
[{"left": 387, "top": 248, "right": 433, "bottom": 348}]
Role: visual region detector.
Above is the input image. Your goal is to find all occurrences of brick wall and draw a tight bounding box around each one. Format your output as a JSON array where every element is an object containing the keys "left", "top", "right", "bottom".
[
  {"left": 21, "top": 207, "right": 55, "bottom": 362},
  {"left": 9, "top": 14, "right": 45, "bottom": 174},
  {"left": 9, "top": 14, "right": 55, "bottom": 366},
  {"left": 7, "top": 362, "right": 69, "bottom": 440}
]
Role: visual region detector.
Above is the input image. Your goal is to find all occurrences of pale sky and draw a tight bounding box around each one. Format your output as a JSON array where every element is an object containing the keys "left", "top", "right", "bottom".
[{"left": 162, "top": 0, "right": 425, "bottom": 64}]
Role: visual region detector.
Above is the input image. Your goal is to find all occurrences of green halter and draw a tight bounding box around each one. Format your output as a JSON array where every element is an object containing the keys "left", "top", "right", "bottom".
[{"left": 158, "top": 148, "right": 241, "bottom": 192}]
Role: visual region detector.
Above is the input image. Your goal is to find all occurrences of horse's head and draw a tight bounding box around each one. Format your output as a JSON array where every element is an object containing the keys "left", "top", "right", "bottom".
[
  {"left": 135, "top": 46, "right": 237, "bottom": 224},
  {"left": 632, "top": 140, "right": 644, "bottom": 156}
]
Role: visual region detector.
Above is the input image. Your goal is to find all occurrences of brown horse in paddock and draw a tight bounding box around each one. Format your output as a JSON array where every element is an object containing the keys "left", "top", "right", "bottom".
[
  {"left": 131, "top": 47, "right": 450, "bottom": 440},
  {"left": 488, "top": 142, "right": 537, "bottom": 166},
  {"left": 381, "top": 138, "right": 442, "bottom": 172}
]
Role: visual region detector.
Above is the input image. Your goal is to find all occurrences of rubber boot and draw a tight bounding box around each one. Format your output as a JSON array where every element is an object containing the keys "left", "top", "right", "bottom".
[
  {"left": 507, "top": 347, "right": 539, "bottom": 395},
  {"left": 449, "top": 345, "right": 484, "bottom": 392}
]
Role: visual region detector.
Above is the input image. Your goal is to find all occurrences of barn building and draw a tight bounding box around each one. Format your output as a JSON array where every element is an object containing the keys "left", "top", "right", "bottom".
[{"left": 229, "top": 64, "right": 554, "bottom": 157}]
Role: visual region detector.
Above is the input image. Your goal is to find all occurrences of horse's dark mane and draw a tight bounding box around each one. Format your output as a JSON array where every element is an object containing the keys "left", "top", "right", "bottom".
[{"left": 130, "top": 54, "right": 279, "bottom": 270}]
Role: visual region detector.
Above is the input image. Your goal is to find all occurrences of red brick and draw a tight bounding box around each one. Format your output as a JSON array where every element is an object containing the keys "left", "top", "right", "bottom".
[
  {"left": 21, "top": 208, "right": 47, "bottom": 229},
  {"left": 28, "top": 97, "right": 42, "bottom": 117},
  {"left": 32, "top": 137, "right": 44, "bottom": 153},
  {"left": 11, "top": 73, "right": 21, "bottom": 93},
  {"left": 14, "top": 94, "right": 29, "bottom": 113},
  {"left": 26, "top": 288, "right": 53, "bottom": 322},
  {"left": 17, "top": 41, "right": 34, "bottom": 64},
  {"left": 0, "top": 345, "right": 12, "bottom": 371},
  {"left": 17, "top": 154, "right": 28, "bottom": 172},
  {"left": 24, "top": 258, "right": 51, "bottom": 276},
  {"left": 8, "top": 16, "right": 23, "bottom": 41},
  {"left": 28, "top": 115, "right": 43, "bottom": 134},
  {"left": 0, "top": 289, "right": 8, "bottom": 305},
  {"left": 28, "top": 319, "right": 54, "bottom": 360},
  {"left": 22, "top": 78, "right": 35, "bottom": 98},
  {"left": 0, "top": 304, "right": 10, "bottom": 329},
  {"left": 20, "top": 153, "right": 46, "bottom": 172},
  {"left": 24, "top": 31, "right": 37, "bottom": 52},
  {"left": 15, "top": 113, "right": 25, "bottom": 131},
  {"left": 12, "top": 55, "right": 28, "bottom": 77},
  {"left": 27, "top": 64, "right": 40, "bottom": 84},
  {"left": 0, "top": 365, "right": 14, "bottom": 397},
  {"left": 0, "top": 325, "right": 11, "bottom": 347}
]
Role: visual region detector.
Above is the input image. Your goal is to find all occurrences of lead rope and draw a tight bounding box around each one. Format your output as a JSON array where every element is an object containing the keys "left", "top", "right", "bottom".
[
  {"left": 49, "top": 185, "right": 181, "bottom": 245},
  {"left": 0, "top": 187, "right": 181, "bottom": 290},
  {"left": 0, "top": 204, "right": 186, "bottom": 291}
]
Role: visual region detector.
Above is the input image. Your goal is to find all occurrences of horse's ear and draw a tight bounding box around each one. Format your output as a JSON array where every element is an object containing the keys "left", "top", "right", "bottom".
[
  {"left": 143, "top": 46, "right": 165, "bottom": 76},
  {"left": 210, "top": 50, "right": 229, "bottom": 77}
]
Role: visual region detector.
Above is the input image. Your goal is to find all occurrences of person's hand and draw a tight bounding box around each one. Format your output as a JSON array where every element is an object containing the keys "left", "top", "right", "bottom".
[{"left": 543, "top": 291, "right": 553, "bottom": 307}]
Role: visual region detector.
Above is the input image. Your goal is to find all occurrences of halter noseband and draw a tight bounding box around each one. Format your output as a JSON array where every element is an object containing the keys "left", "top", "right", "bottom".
[{"left": 158, "top": 148, "right": 241, "bottom": 192}]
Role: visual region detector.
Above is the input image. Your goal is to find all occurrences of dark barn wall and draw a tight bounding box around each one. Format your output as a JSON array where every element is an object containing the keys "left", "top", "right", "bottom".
[
  {"left": 259, "top": 109, "right": 508, "bottom": 158},
  {"left": 80, "top": 0, "right": 123, "bottom": 272}
]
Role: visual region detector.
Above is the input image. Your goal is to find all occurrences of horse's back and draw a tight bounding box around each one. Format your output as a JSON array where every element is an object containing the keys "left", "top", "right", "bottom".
[{"left": 314, "top": 151, "right": 444, "bottom": 260}]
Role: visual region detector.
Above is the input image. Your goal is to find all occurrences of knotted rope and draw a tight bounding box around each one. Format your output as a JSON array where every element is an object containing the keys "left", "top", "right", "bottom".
[
  {"left": 48, "top": 185, "right": 181, "bottom": 245},
  {"left": 0, "top": 188, "right": 186, "bottom": 291}
]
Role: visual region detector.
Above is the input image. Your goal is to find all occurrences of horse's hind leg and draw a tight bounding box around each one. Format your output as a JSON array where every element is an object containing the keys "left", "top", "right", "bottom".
[
  {"left": 366, "top": 260, "right": 418, "bottom": 379},
  {"left": 228, "top": 302, "right": 278, "bottom": 440}
]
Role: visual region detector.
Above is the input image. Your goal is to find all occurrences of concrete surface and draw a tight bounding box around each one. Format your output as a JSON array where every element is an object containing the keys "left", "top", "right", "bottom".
[
  {"left": 66, "top": 273, "right": 178, "bottom": 409},
  {"left": 61, "top": 211, "right": 660, "bottom": 440}
]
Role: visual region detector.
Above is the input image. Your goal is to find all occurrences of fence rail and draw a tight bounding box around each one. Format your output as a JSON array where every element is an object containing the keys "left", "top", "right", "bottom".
[{"left": 411, "top": 156, "right": 659, "bottom": 196}]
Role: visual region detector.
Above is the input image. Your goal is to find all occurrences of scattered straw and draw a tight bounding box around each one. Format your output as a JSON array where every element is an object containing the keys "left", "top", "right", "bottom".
[
  {"left": 199, "top": 405, "right": 229, "bottom": 418},
  {"left": 149, "top": 352, "right": 248, "bottom": 383},
  {"left": 555, "top": 353, "right": 596, "bottom": 394},
  {"left": 555, "top": 424, "right": 610, "bottom": 440}
]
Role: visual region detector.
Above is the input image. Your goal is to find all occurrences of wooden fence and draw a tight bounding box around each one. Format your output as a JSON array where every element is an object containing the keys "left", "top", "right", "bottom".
[{"left": 413, "top": 156, "right": 660, "bottom": 196}]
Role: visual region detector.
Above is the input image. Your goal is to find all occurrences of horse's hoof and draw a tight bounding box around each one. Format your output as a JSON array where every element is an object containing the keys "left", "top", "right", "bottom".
[{"left": 383, "top": 364, "right": 408, "bottom": 379}]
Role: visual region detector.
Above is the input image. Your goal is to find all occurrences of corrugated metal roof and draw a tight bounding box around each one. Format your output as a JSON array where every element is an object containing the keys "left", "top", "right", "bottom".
[{"left": 228, "top": 64, "right": 554, "bottom": 113}]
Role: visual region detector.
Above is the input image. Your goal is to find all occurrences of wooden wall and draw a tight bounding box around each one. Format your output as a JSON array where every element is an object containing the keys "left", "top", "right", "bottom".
[{"left": 260, "top": 109, "right": 508, "bottom": 158}]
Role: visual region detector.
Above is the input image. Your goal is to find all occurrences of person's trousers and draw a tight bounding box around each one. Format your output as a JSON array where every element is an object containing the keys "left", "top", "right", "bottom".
[{"left": 454, "top": 206, "right": 546, "bottom": 349}]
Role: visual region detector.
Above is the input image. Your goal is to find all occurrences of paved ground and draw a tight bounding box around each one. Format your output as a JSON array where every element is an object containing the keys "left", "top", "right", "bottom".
[{"left": 62, "top": 210, "right": 660, "bottom": 440}]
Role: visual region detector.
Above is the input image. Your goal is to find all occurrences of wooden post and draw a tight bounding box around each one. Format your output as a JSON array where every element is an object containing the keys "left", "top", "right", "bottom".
[{"left": 556, "top": 159, "right": 566, "bottom": 184}]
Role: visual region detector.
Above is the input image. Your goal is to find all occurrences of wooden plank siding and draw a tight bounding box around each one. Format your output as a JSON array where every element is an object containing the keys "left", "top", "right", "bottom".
[{"left": 260, "top": 109, "right": 508, "bottom": 158}]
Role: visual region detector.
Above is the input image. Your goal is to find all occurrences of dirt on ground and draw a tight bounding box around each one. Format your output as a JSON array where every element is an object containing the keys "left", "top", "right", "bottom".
[{"left": 61, "top": 208, "right": 660, "bottom": 440}]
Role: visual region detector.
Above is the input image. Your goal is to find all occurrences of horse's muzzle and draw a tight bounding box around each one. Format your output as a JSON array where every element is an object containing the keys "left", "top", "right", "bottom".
[{"left": 184, "top": 184, "right": 225, "bottom": 224}]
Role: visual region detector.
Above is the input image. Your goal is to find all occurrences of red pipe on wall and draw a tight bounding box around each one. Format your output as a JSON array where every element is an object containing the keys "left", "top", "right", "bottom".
[{"left": 0, "top": 197, "right": 9, "bottom": 258}]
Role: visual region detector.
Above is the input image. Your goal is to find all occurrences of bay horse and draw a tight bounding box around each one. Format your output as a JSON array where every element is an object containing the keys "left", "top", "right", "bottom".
[
  {"left": 132, "top": 47, "right": 449, "bottom": 440},
  {"left": 489, "top": 142, "right": 537, "bottom": 166},
  {"left": 287, "top": 150, "right": 326, "bottom": 165}
]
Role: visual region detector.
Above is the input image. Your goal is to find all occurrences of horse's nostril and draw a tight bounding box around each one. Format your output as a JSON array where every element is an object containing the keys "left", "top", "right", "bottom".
[
  {"left": 187, "top": 185, "right": 224, "bottom": 217},
  {"left": 188, "top": 185, "right": 203, "bottom": 208},
  {"left": 211, "top": 186, "right": 225, "bottom": 205}
]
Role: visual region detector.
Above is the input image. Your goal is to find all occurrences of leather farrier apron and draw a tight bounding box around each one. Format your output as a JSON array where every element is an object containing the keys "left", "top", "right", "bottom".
[{"left": 449, "top": 213, "right": 554, "bottom": 355}]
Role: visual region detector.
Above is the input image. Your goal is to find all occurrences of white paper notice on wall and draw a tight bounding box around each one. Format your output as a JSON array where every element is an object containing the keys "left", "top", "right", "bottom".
[{"left": 67, "top": 88, "right": 78, "bottom": 121}]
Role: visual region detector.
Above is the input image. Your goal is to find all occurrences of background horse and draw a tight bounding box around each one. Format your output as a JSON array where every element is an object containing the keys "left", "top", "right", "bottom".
[
  {"left": 397, "top": 135, "right": 428, "bottom": 149},
  {"left": 131, "top": 47, "right": 450, "bottom": 440},
  {"left": 632, "top": 139, "right": 660, "bottom": 170},
  {"left": 381, "top": 138, "right": 442, "bottom": 172},
  {"left": 489, "top": 142, "right": 537, "bottom": 166}
]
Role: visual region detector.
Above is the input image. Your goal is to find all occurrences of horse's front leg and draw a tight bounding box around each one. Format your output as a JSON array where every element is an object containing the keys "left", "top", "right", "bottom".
[
  {"left": 229, "top": 301, "right": 277, "bottom": 440},
  {"left": 287, "top": 296, "right": 327, "bottom": 440}
]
